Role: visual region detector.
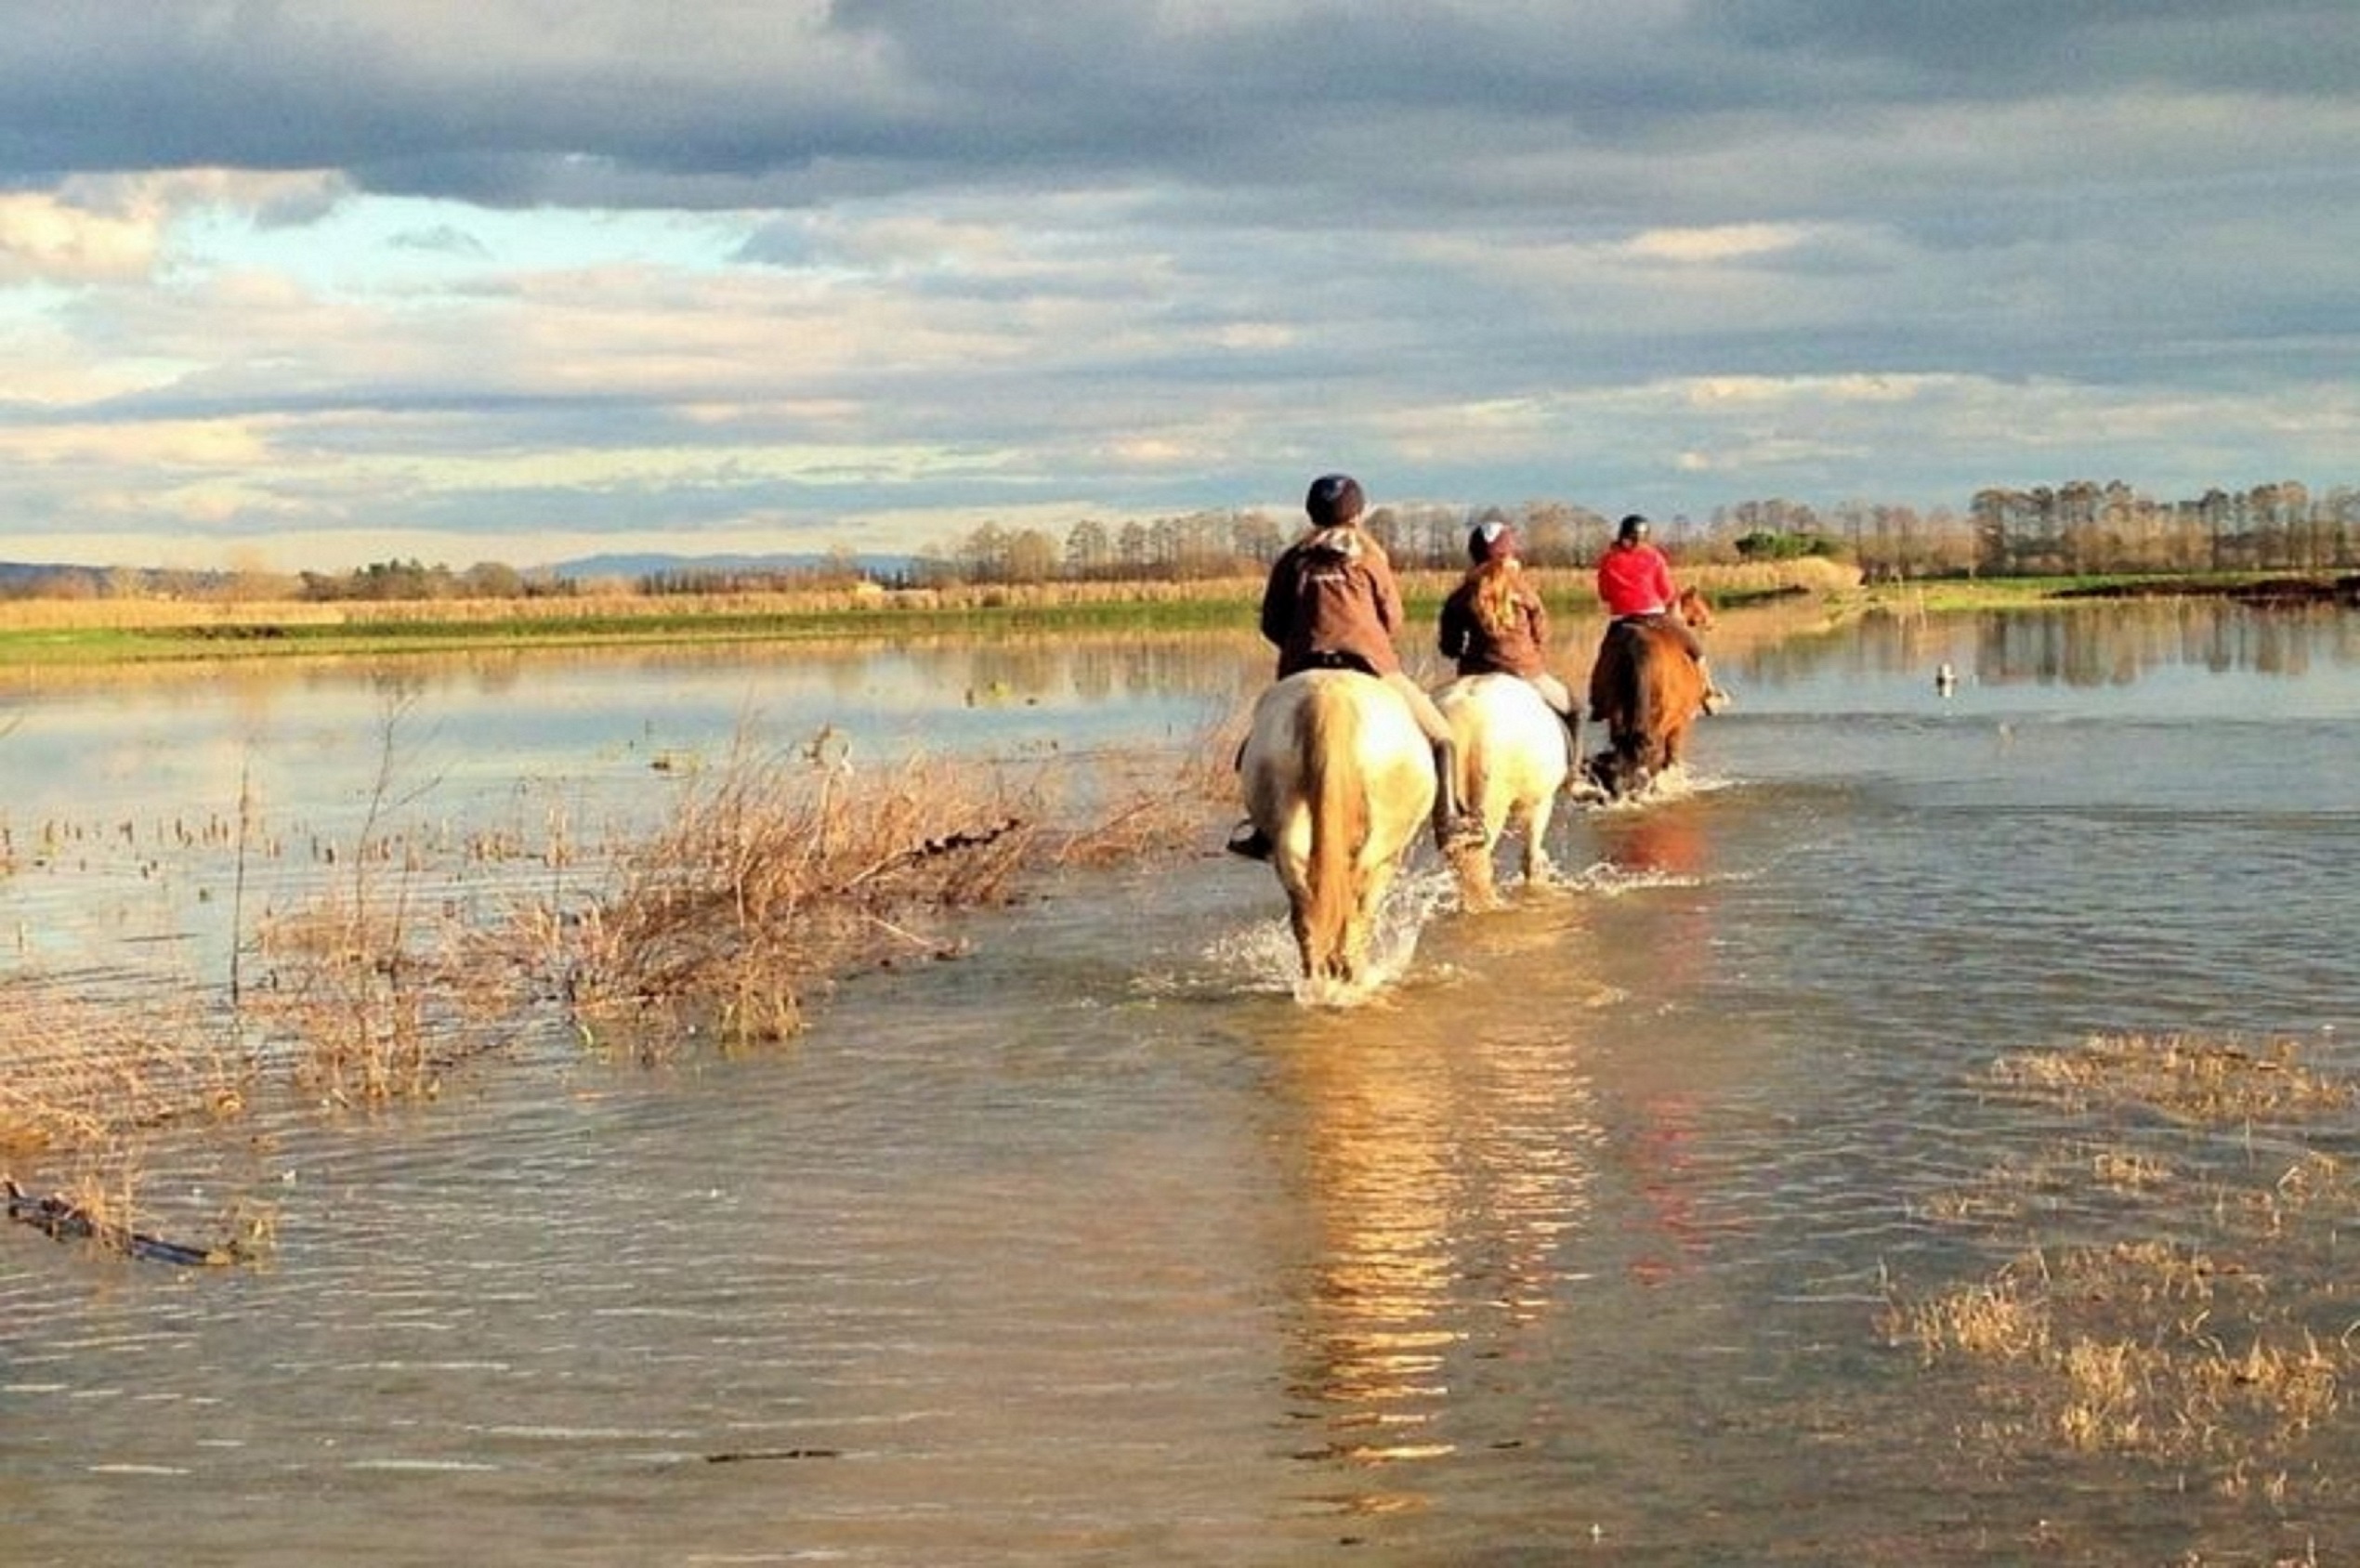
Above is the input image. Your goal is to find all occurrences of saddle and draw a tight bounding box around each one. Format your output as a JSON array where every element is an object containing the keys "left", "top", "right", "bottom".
[{"left": 1295, "top": 648, "right": 1380, "bottom": 677}]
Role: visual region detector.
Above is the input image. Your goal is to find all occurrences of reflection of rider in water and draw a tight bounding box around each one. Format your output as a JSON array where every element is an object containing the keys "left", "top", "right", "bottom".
[
  {"left": 1437, "top": 519, "right": 1580, "bottom": 762},
  {"left": 1227, "top": 474, "right": 1484, "bottom": 861},
  {"left": 1593, "top": 514, "right": 1730, "bottom": 717}
]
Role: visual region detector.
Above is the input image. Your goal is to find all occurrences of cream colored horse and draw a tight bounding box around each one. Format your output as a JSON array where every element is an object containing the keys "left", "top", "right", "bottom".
[
  {"left": 1433, "top": 673, "right": 1571, "bottom": 908},
  {"left": 1239, "top": 669, "right": 1437, "bottom": 986}
]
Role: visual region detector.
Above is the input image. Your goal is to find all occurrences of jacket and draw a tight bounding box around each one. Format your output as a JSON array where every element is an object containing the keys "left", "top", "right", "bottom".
[
  {"left": 1259, "top": 525, "right": 1405, "bottom": 678},
  {"left": 1596, "top": 541, "right": 1677, "bottom": 619},
  {"left": 1438, "top": 565, "right": 1551, "bottom": 678}
]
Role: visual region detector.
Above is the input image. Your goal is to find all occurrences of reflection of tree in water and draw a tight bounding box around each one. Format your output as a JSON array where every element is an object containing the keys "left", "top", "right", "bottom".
[
  {"left": 1978, "top": 602, "right": 2338, "bottom": 686},
  {"left": 1274, "top": 1022, "right": 1601, "bottom": 1504},
  {"left": 932, "top": 632, "right": 1264, "bottom": 705},
  {"left": 1740, "top": 601, "right": 2352, "bottom": 692}
]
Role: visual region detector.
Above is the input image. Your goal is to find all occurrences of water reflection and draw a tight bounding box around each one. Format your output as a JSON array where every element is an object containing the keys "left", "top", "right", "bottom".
[
  {"left": 1735, "top": 599, "right": 2360, "bottom": 702},
  {"left": 1268, "top": 1005, "right": 1600, "bottom": 1509},
  {"left": 1970, "top": 600, "right": 2353, "bottom": 686},
  {"left": 12, "top": 602, "right": 2360, "bottom": 1562}
]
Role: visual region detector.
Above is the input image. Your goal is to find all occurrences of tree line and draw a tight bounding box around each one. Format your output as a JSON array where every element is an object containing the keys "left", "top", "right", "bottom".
[
  {"left": 5, "top": 478, "right": 2352, "bottom": 603},
  {"left": 905, "top": 478, "right": 2359, "bottom": 588}
]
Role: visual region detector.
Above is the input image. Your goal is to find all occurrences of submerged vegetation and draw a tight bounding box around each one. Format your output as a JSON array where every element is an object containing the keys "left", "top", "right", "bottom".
[
  {"left": 1884, "top": 1034, "right": 2360, "bottom": 1508},
  {"left": 1, "top": 716, "right": 1238, "bottom": 1261}
]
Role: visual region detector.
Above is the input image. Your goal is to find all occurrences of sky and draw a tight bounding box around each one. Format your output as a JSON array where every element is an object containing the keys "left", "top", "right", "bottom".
[{"left": 0, "top": 2, "right": 2353, "bottom": 573}]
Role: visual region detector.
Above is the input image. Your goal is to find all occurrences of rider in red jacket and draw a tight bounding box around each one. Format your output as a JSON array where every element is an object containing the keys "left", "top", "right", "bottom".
[{"left": 1593, "top": 515, "right": 1729, "bottom": 715}]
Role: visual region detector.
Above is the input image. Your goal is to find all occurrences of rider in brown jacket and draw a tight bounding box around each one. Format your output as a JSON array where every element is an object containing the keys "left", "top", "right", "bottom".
[
  {"left": 1228, "top": 474, "right": 1483, "bottom": 860},
  {"left": 1437, "top": 518, "right": 1580, "bottom": 761}
]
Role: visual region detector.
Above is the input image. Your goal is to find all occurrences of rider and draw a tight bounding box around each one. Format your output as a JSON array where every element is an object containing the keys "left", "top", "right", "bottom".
[
  {"left": 1593, "top": 513, "right": 1730, "bottom": 717},
  {"left": 1227, "top": 473, "right": 1486, "bottom": 861},
  {"left": 1437, "top": 519, "right": 1581, "bottom": 761}
]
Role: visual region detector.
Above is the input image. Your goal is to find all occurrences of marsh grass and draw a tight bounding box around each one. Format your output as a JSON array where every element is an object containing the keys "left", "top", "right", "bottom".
[
  {"left": 0, "top": 982, "right": 249, "bottom": 1156},
  {"left": 1987, "top": 1032, "right": 2353, "bottom": 1122},
  {"left": 547, "top": 739, "right": 1041, "bottom": 1047},
  {"left": 1886, "top": 1032, "right": 2360, "bottom": 1498},
  {"left": 0, "top": 980, "right": 256, "bottom": 1260},
  {"left": 11, "top": 719, "right": 1229, "bottom": 1256}
]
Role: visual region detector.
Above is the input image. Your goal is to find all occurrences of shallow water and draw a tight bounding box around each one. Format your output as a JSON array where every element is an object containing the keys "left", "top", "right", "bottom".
[{"left": 6, "top": 602, "right": 2360, "bottom": 1564}]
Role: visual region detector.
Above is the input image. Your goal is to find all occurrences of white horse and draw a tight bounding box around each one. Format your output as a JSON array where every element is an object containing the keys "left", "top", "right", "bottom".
[
  {"left": 1433, "top": 673, "right": 1571, "bottom": 908},
  {"left": 1238, "top": 669, "right": 1437, "bottom": 986}
]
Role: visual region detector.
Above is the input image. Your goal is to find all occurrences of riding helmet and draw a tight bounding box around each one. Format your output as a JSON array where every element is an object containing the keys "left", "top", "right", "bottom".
[
  {"left": 1305, "top": 474, "right": 1366, "bottom": 529},
  {"left": 1468, "top": 519, "right": 1517, "bottom": 563},
  {"left": 1617, "top": 514, "right": 1650, "bottom": 543}
]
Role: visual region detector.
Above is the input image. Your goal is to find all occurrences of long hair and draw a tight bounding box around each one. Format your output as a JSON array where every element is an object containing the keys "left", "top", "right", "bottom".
[{"left": 1466, "top": 558, "right": 1526, "bottom": 640}]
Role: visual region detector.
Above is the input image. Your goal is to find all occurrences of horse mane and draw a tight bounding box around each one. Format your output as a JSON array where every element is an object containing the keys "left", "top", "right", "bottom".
[{"left": 1294, "top": 685, "right": 1369, "bottom": 976}]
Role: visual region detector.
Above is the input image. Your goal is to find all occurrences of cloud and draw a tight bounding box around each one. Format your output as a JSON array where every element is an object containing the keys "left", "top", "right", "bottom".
[{"left": 0, "top": 1, "right": 2350, "bottom": 568}]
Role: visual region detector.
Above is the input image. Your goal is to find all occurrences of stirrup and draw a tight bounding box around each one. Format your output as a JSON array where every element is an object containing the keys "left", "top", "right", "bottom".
[{"left": 1440, "top": 811, "right": 1486, "bottom": 852}]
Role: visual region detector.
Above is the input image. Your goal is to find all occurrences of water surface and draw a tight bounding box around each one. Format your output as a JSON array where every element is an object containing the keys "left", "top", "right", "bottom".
[{"left": 6, "top": 603, "right": 2359, "bottom": 1565}]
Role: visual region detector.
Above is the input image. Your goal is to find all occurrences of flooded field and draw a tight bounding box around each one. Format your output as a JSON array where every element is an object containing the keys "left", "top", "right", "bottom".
[{"left": 6, "top": 601, "right": 2360, "bottom": 1565}]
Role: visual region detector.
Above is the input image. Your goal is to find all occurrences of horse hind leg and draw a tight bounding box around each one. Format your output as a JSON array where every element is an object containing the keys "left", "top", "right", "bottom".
[{"left": 1521, "top": 794, "right": 1555, "bottom": 885}]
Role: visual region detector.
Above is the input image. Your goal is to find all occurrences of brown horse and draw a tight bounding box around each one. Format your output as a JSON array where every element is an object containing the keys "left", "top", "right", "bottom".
[
  {"left": 1238, "top": 669, "right": 1437, "bottom": 989},
  {"left": 1585, "top": 587, "right": 1714, "bottom": 801}
]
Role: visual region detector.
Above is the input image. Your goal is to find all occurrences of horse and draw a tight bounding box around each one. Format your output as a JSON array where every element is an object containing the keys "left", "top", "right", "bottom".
[
  {"left": 1585, "top": 587, "right": 1714, "bottom": 802},
  {"left": 1431, "top": 673, "right": 1571, "bottom": 908},
  {"left": 1237, "top": 668, "right": 1437, "bottom": 987}
]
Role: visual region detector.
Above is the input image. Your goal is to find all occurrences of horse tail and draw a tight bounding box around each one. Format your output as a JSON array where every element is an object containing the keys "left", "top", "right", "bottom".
[{"left": 1297, "top": 685, "right": 1369, "bottom": 973}]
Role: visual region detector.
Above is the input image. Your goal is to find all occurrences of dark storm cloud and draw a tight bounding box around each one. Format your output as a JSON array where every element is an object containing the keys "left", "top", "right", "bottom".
[
  {"left": 2, "top": 1, "right": 2335, "bottom": 207},
  {"left": 1711, "top": 0, "right": 2358, "bottom": 98}
]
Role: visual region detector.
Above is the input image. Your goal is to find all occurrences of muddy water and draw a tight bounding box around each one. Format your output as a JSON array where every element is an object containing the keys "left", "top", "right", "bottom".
[{"left": 7, "top": 602, "right": 2360, "bottom": 1565}]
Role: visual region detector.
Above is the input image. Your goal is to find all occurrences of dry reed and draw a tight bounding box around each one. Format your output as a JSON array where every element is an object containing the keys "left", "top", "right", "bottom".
[
  {"left": 1989, "top": 1032, "right": 2353, "bottom": 1122},
  {"left": 0, "top": 981, "right": 248, "bottom": 1156},
  {"left": 0, "top": 980, "right": 256, "bottom": 1261},
  {"left": 1888, "top": 1032, "right": 2360, "bottom": 1499},
  {"left": 545, "top": 738, "right": 1042, "bottom": 1048}
]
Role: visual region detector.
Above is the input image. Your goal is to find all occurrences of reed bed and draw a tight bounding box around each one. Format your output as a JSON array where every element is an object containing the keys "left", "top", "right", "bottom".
[
  {"left": 0, "top": 981, "right": 256, "bottom": 1261},
  {"left": 6, "top": 722, "right": 1232, "bottom": 1259},
  {"left": 243, "top": 721, "right": 1231, "bottom": 1078},
  {"left": 0, "top": 557, "right": 1854, "bottom": 640},
  {"left": 545, "top": 740, "right": 1042, "bottom": 1047},
  {"left": 0, "top": 984, "right": 248, "bottom": 1156},
  {"left": 1885, "top": 1032, "right": 2360, "bottom": 1501}
]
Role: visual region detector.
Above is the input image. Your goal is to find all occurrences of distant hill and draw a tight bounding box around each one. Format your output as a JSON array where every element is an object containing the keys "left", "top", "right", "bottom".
[
  {"left": 0, "top": 560, "right": 113, "bottom": 583},
  {"left": 0, "top": 553, "right": 923, "bottom": 593},
  {"left": 547, "top": 551, "right": 920, "bottom": 581},
  {"left": 0, "top": 560, "right": 221, "bottom": 592}
]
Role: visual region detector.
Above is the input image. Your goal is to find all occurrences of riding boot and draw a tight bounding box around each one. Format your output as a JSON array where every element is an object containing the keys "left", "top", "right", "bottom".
[
  {"left": 1226, "top": 820, "right": 1273, "bottom": 861},
  {"left": 1698, "top": 658, "right": 1732, "bottom": 714},
  {"left": 1431, "top": 740, "right": 1485, "bottom": 852}
]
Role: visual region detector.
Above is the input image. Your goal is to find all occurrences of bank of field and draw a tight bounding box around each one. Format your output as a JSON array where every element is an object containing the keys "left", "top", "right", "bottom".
[{"left": 0, "top": 558, "right": 1879, "bottom": 666}]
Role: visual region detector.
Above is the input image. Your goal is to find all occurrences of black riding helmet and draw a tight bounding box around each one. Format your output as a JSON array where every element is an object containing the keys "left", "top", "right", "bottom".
[
  {"left": 1617, "top": 514, "right": 1650, "bottom": 543},
  {"left": 1305, "top": 473, "right": 1366, "bottom": 529}
]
